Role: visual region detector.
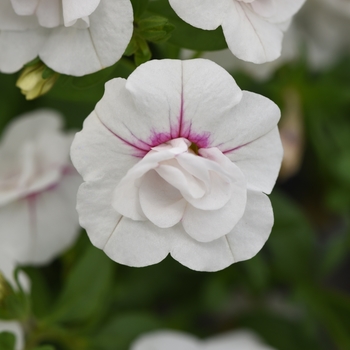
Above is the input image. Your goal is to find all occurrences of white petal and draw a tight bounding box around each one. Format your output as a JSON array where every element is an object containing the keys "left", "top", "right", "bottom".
[
  {"left": 226, "top": 127, "right": 283, "bottom": 194},
  {"left": 139, "top": 170, "right": 187, "bottom": 228},
  {"left": 181, "top": 180, "right": 247, "bottom": 243},
  {"left": 62, "top": 0, "right": 100, "bottom": 27},
  {"left": 77, "top": 180, "right": 122, "bottom": 249},
  {"left": 39, "top": 26, "right": 102, "bottom": 76},
  {"left": 21, "top": 173, "right": 81, "bottom": 265},
  {"left": 35, "top": 0, "right": 62, "bottom": 28},
  {"left": 204, "top": 330, "right": 276, "bottom": 350},
  {"left": 0, "top": 29, "right": 47, "bottom": 74},
  {"left": 10, "top": 0, "right": 39, "bottom": 16},
  {"left": 39, "top": 0, "right": 133, "bottom": 75},
  {"left": 251, "top": 0, "right": 275, "bottom": 18},
  {"left": 122, "top": 60, "right": 183, "bottom": 143},
  {"left": 155, "top": 163, "right": 206, "bottom": 202},
  {"left": 131, "top": 330, "right": 199, "bottom": 350},
  {"left": 268, "top": 0, "right": 306, "bottom": 23},
  {"left": 0, "top": 200, "right": 32, "bottom": 263},
  {"left": 225, "top": 190, "right": 274, "bottom": 262},
  {"left": 103, "top": 218, "right": 170, "bottom": 267},
  {"left": 1, "top": 109, "right": 63, "bottom": 153},
  {"left": 169, "top": 225, "right": 235, "bottom": 271},
  {"left": 0, "top": 321, "right": 24, "bottom": 350},
  {"left": 71, "top": 113, "right": 140, "bottom": 247},
  {"left": 180, "top": 59, "right": 242, "bottom": 146},
  {"left": 222, "top": 2, "right": 283, "bottom": 63},
  {"left": 112, "top": 151, "right": 178, "bottom": 221},
  {"left": 209, "top": 91, "right": 280, "bottom": 151},
  {"left": 71, "top": 111, "right": 139, "bottom": 184},
  {"left": 0, "top": 1, "right": 39, "bottom": 31},
  {"left": 0, "top": 174, "right": 81, "bottom": 265},
  {"left": 87, "top": 0, "right": 133, "bottom": 68},
  {"left": 168, "top": 0, "right": 231, "bottom": 30}
]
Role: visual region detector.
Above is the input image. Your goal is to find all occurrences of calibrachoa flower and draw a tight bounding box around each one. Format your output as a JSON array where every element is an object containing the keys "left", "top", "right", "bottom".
[
  {"left": 130, "top": 329, "right": 276, "bottom": 350},
  {"left": 169, "top": 0, "right": 305, "bottom": 64},
  {"left": 0, "top": 110, "right": 81, "bottom": 266},
  {"left": 71, "top": 59, "right": 283, "bottom": 272},
  {"left": 0, "top": 0, "right": 133, "bottom": 76}
]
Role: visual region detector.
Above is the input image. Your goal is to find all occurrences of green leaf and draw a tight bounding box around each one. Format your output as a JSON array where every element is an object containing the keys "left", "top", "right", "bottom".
[
  {"left": 48, "top": 244, "right": 114, "bottom": 323},
  {"left": 0, "top": 332, "right": 15, "bottom": 350},
  {"left": 240, "top": 310, "right": 322, "bottom": 350},
  {"left": 319, "top": 227, "right": 350, "bottom": 277},
  {"left": 92, "top": 313, "right": 162, "bottom": 350},
  {"left": 296, "top": 286, "right": 350, "bottom": 349},
  {"left": 130, "top": 0, "right": 149, "bottom": 18},
  {"left": 148, "top": 0, "right": 227, "bottom": 51},
  {"left": 33, "top": 346, "right": 55, "bottom": 350},
  {"left": 268, "top": 191, "right": 316, "bottom": 282}
]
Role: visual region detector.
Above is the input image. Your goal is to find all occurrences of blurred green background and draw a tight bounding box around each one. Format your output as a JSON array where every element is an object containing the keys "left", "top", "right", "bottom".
[{"left": 1, "top": 0, "right": 350, "bottom": 349}]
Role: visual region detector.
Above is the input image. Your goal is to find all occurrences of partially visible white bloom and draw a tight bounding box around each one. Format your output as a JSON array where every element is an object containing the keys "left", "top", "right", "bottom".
[
  {"left": 200, "top": 24, "right": 299, "bottom": 81},
  {"left": 169, "top": 0, "right": 305, "bottom": 63},
  {"left": 0, "top": 321, "right": 24, "bottom": 350},
  {"left": 71, "top": 59, "right": 283, "bottom": 272},
  {"left": 130, "top": 329, "right": 276, "bottom": 350},
  {"left": 0, "top": 110, "right": 82, "bottom": 266},
  {"left": 295, "top": 0, "right": 350, "bottom": 69},
  {"left": 0, "top": 0, "right": 133, "bottom": 76}
]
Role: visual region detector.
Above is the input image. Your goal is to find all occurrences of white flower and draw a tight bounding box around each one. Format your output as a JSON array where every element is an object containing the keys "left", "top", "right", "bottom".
[
  {"left": 0, "top": 0, "right": 133, "bottom": 76},
  {"left": 130, "top": 329, "right": 276, "bottom": 350},
  {"left": 168, "top": 0, "right": 305, "bottom": 64},
  {"left": 71, "top": 59, "right": 283, "bottom": 272},
  {"left": 0, "top": 110, "right": 82, "bottom": 266},
  {"left": 294, "top": 0, "right": 350, "bottom": 69}
]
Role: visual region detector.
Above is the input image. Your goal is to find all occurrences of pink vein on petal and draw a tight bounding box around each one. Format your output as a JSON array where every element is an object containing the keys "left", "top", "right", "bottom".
[
  {"left": 222, "top": 140, "right": 253, "bottom": 154},
  {"left": 96, "top": 115, "right": 150, "bottom": 158}
]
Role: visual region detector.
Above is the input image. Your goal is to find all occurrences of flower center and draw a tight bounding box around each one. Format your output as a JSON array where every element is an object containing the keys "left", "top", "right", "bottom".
[{"left": 112, "top": 138, "right": 248, "bottom": 242}]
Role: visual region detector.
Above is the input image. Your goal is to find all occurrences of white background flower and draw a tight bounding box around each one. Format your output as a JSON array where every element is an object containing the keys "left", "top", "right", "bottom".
[
  {"left": 0, "top": 0, "right": 133, "bottom": 76},
  {"left": 294, "top": 0, "right": 350, "bottom": 69},
  {"left": 0, "top": 110, "right": 81, "bottom": 266},
  {"left": 168, "top": 0, "right": 305, "bottom": 63},
  {"left": 71, "top": 59, "right": 283, "bottom": 272},
  {"left": 130, "top": 330, "right": 276, "bottom": 350}
]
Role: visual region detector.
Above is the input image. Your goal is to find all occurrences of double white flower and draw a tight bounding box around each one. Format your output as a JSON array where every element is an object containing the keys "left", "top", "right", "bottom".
[
  {"left": 0, "top": 0, "right": 133, "bottom": 76},
  {"left": 71, "top": 59, "right": 283, "bottom": 272},
  {"left": 169, "top": 0, "right": 305, "bottom": 63},
  {"left": 0, "top": 110, "right": 81, "bottom": 270},
  {"left": 131, "top": 329, "right": 276, "bottom": 350}
]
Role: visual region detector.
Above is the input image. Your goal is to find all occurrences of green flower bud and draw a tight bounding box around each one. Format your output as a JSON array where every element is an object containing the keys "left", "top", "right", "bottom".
[{"left": 138, "top": 16, "right": 175, "bottom": 43}]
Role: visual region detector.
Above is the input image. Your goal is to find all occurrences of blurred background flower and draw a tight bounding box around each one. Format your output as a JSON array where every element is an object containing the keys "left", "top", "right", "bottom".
[{"left": 0, "top": 0, "right": 133, "bottom": 76}]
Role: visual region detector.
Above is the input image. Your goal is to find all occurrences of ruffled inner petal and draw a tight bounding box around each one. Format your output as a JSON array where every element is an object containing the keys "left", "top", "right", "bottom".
[
  {"left": 139, "top": 170, "right": 187, "bottom": 228},
  {"left": 62, "top": 0, "right": 100, "bottom": 27}
]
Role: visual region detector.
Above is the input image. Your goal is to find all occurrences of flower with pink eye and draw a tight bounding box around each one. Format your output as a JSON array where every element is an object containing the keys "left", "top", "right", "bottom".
[{"left": 71, "top": 59, "right": 283, "bottom": 271}]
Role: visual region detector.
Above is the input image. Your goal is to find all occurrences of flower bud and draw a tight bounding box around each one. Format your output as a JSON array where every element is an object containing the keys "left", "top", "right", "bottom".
[
  {"left": 138, "top": 16, "right": 175, "bottom": 43},
  {"left": 16, "top": 63, "right": 59, "bottom": 100}
]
